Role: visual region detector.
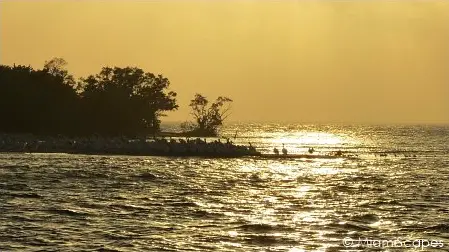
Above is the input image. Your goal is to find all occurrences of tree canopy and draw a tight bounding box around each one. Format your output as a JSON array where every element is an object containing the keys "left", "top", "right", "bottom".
[
  {"left": 182, "top": 93, "right": 233, "bottom": 136},
  {"left": 80, "top": 66, "right": 178, "bottom": 136},
  {"left": 0, "top": 58, "right": 178, "bottom": 137}
]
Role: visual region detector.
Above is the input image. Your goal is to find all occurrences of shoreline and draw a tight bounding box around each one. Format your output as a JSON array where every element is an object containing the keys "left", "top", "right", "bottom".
[
  {"left": 0, "top": 133, "right": 358, "bottom": 159},
  {"left": 0, "top": 133, "right": 260, "bottom": 158},
  {"left": 0, "top": 151, "right": 357, "bottom": 160}
]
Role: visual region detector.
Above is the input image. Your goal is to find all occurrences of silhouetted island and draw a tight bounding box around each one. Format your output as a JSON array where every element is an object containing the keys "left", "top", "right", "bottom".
[
  {"left": 0, "top": 58, "right": 230, "bottom": 139},
  {"left": 0, "top": 59, "right": 256, "bottom": 157},
  {"left": 0, "top": 59, "right": 363, "bottom": 159}
]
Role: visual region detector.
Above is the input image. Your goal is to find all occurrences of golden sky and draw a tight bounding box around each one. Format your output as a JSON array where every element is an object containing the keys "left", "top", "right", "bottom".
[{"left": 1, "top": 1, "right": 448, "bottom": 124}]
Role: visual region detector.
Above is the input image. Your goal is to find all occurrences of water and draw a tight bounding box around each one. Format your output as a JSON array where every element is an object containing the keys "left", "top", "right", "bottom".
[{"left": 1, "top": 123, "right": 448, "bottom": 251}]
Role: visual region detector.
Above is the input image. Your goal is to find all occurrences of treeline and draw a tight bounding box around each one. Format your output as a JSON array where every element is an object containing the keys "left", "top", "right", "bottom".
[{"left": 0, "top": 58, "right": 178, "bottom": 137}]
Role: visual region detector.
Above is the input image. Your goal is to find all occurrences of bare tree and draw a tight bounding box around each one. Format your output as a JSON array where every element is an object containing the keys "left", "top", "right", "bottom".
[{"left": 182, "top": 93, "right": 232, "bottom": 136}]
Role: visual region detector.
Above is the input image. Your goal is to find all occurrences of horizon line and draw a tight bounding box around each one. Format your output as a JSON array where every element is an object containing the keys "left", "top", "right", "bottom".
[{"left": 161, "top": 120, "right": 449, "bottom": 126}]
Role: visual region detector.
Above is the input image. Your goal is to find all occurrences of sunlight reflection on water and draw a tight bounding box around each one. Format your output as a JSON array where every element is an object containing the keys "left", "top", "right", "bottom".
[
  {"left": 0, "top": 124, "right": 448, "bottom": 251},
  {"left": 271, "top": 132, "right": 345, "bottom": 145}
]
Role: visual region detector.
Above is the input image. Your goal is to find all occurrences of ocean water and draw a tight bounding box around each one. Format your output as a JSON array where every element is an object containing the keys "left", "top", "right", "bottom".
[{"left": 1, "top": 123, "right": 448, "bottom": 251}]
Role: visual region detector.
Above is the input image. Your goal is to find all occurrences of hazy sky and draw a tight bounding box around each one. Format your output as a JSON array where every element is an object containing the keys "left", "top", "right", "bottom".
[{"left": 1, "top": 1, "right": 448, "bottom": 124}]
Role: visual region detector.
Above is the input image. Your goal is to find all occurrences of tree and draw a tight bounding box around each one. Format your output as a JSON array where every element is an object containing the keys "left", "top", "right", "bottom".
[
  {"left": 0, "top": 59, "right": 178, "bottom": 137},
  {"left": 79, "top": 66, "right": 178, "bottom": 136},
  {"left": 43, "top": 57, "right": 77, "bottom": 88},
  {"left": 182, "top": 93, "right": 232, "bottom": 136},
  {"left": 0, "top": 63, "right": 80, "bottom": 135}
]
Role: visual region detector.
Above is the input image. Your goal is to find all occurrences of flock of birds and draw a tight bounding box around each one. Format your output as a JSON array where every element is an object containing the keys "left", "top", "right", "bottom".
[
  {"left": 271, "top": 144, "right": 417, "bottom": 159},
  {"left": 0, "top": 134, "right": 261, "bottom": 157},
  {"left": 272, "top": 143, "right": 296, "bottom": 155},
  {"left": 0, "top": 134, "right": 420, "bottom": 159},
  {"left": 272, "top": 144, "right": 324, "bottom": 156}
]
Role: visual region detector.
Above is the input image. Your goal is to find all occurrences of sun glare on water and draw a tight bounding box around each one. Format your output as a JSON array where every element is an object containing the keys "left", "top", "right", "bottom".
[{"left": 271, "top": 132, "right": 345, "bottom": 146}]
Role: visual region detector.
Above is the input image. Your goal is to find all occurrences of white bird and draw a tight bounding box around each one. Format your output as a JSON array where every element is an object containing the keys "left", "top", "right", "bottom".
[
  {"left": 282, "top": 144, "right": 288, "bottom": 155},
  {"left": 273, "top": 147, "right": 279, "bottom": 155}
]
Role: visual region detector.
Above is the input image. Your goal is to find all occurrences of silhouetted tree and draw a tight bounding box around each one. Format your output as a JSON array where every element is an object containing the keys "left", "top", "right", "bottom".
[
  {"left": 79, "top": 66, "right": 178, "bottom": 136},
  {"left": 0, "top": 64, "right": 80, "bottom": 135},
  {"left": 182, "top": 93, "right": 232, "bottom": 136},
  {"left": 0, "top": 60, "right": 178, "bottom": 137},
  {"left": 43, "top": 57, "right": 77, "bottom": 88}
]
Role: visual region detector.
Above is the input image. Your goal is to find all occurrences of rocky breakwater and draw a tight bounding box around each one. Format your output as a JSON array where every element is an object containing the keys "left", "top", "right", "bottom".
[{"left": 0, "top": 134, "right": 261, "bottom": 158}]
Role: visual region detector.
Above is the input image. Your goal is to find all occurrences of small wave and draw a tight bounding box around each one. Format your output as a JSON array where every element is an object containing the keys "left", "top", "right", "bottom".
[
  {"left": 243, "top": 234, "right": 297, "bottom": 246},
  {"left": 190, "top": 209, "right": 224, "bottom": 218},
  {"left": 332, "top": 185, "right": 354, "bottom": 192},
  {"left": 47, "top": 208, "right": 90, "bottom": 217},
  {"left": 109, "top": 203, "right": 149, "bottom": 211},
  {"left": 360, "top": 199, "right": 401, "bottom": 207},
  {"left": 134, "top": 172, "right": 158, "bottom": 180},
  {"left": 329, "top": 221, "right": 373, "bottom": 232},
  {"left": 77, "top": 201, "right": 107, "bottom": 210},
  {"left": 168, "top": 201, "right": 198, "bottom": 207},
  {"left": 62, "top": 170, "right": 90, "bottom": 179},
  {"left": 97, "top": 249, "right": 121, "bottom": 252},
  {"left": 423, "top": 224, "right": 449, "bottom": 232},
  {"left": 9, "top": 192, "right": 43, "bottom": 199},
  {"left": 249, "top": 173, "right": 264, "bottom": 183},
  {"left": 112, "top": 195, "right": 127, "bottom": 200},
  {"left": 350, "top": 214, "right": 380, "bottom": 224},
  {"left": 0, "top": 182, "right": 31, "bottom": 191},
  {"left": 10, "top": 215, "right": 36, "bottom": 222},
  {"left": 26, "top": 237, "right": 54, "bottom": 247},
  {"left": 97, "top": 246, "right": 124, "bottom": 252},
  {"left": 0, "top": 164, "right": 24, "bottom": 169},
  {"left": 102, "top": 230, "right": 138, "bottom": 241},
  {"left": 238, "top": 223, "right": 293, "bottom": 232},
  {"left": 438, "top": 208, "right": 449, "bottom": 213}
]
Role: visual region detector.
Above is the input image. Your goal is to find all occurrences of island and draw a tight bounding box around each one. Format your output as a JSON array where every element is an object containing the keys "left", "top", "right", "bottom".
[{"left": 0, "top": 59, "right": 355, "bottom": 160}]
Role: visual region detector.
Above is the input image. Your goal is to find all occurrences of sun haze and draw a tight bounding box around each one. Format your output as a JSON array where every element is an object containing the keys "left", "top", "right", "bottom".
[{"left": 1, "top": 1, "right": 448, "bottom": 124}]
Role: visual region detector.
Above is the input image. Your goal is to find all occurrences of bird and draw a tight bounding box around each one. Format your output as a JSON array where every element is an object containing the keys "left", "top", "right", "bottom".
[
  {"left": 308, "top": 147, "right": 315, "bottom": 154},
  {"left": 273, "top": 147, "right": 279, "bottom": 155},
  {"left": 282, "top": 144, "right": 288, "bottom": 155}
]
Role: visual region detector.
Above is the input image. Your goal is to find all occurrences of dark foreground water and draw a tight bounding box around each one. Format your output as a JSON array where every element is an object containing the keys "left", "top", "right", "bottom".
[{"left": 1, "top": 124, "right": 448, "bottom": 251}]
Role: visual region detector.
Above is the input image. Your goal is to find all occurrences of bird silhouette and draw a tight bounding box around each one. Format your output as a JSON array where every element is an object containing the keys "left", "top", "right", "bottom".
[{"left": 282, "top": 144, "right": 288, "bottom": 155}]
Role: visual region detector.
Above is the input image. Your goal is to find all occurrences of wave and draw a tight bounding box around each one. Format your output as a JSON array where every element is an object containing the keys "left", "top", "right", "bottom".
[
  {"left": 360, "top": 199, "right": 401, "bottom": 207},
  {"left": 47, "top": 208, "right": 91, "bottom": 217},
  {"left": 238, "top": 223, "right": 294, "bottom": 233},
  {"left": 109, "top": 203, "right": 149, "bottom": 211},
  {"left": 8, "top": 192, "right": 43, "bottom": 199},
  {"left": 350, "top": 214, "right": 380, "bottom": 224},
  {"left": 97, "top": 247, "right": 123, "bottom": 252},
  {"left": 134, "top": 172, "right": 158, "bottom": 180},
  {"left": 169, "top": 201, "right": 198, "bottom": 207},
  {"left": 328, "top": 221, "right": 373, "bottom": 232},
  {"left": 423, "top": 224, "right": 449, "bottom": 232},
  {"left": 243, "top": 234, "right": 297, "bottom": 246},
  {"left": 190, "top": 209, "right": 225, "bottom": 218},
  {"left": 0, "top": 165, "right": 26, "bottom": 169},
  {"left": 10, "top": 215, "right": 37, "bottom": 222},
  {"left": 0, "top": 182, "right": 31, "bottom": 191}
]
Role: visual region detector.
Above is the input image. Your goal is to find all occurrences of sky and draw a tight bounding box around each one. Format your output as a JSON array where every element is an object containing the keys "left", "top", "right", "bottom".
[{"left": 1, "top": 1, "right": 448, "bottom": 124}]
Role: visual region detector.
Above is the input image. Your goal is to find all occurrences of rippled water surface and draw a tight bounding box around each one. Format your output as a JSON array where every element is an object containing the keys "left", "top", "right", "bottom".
[{"left": 1, "top": 124, "right": 449, "bottom": 251}]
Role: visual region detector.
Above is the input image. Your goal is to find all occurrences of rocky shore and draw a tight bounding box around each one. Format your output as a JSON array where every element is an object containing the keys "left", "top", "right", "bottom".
[{"left": 0, "top": 134, "right": 261, "bottom": 157}]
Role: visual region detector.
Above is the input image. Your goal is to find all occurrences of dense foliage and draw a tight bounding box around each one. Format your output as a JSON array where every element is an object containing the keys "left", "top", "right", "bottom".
[
  {"left": 0, "top": 58, "right": 178, "bottom": 136},
  {"left": 181, "top": 93, "right": 232, "bottom": 136}
]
